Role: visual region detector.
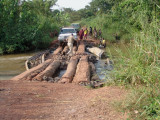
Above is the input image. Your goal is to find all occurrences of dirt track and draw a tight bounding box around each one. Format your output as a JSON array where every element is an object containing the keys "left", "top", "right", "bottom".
[{"left": 0, "top": 80, "right": 127, "bottom": 120}]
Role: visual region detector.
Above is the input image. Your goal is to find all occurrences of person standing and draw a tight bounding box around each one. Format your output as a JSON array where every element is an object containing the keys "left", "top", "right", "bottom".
[
  {"left": 66, "top": 34, "right": 76, "bottom": 56},
  {"left": 84, "top": 28, "right": 88, "bottom": 40},
  {"left": 102, "top": 38, "right": 106, "bottom": 48},
  {"left": 98, "top": 29, "right": 102, "bottom": 38},
  {"left": 79, "top": 28, "right": 84, "bottom": 40},
  {"left": 93, "top": 27, "right": 97, "bottom": 40},
  {"left": 89, "top": 27, "right": 92, "bottom": 36}
]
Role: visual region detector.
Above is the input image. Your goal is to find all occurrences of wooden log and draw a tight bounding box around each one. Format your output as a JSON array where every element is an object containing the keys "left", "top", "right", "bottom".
[
  {"left": 33, "top": 60, "right": 61, "bottom": 81},
  {"left": 62, "top": 46, "right": 69, "bottom": 55},
  {"left": 11, "top": 59, "right": 52, "bottom": 81},
  {"left": 22, "top": 59, "right": 54, "bottom": 81},
  {"left": 73, "top": 46, "right": 77, "bottom": 55},
  {"left": 53, "top": 46, "right": 63, "bottom": 55},
  {"left": 73, "top": 56, "right": 90, "bottom": 84},
  {"left": 41, "top": 54, "right": 45, "bottom": 63},
  {"left": 25, "top": 60, "right": 29, "bottom": 71},
  {"left": 76, "top": 42, "right": 85, "bottom": 55},
  {"left": 59, "top": 56, "right": 79, "bottom": 83}
]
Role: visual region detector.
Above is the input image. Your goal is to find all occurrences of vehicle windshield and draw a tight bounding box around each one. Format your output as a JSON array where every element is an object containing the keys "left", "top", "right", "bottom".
[
  {"left": 61, "top": 29, "right": 75, "bottom": 34},
  {"left": 71, "top": 24, "right": 80, "bottom": 29}
]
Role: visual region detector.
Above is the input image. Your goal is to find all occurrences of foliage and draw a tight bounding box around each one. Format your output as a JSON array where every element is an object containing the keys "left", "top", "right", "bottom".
[{"left": 0, "top": 0, "right": 69, "bottom": 54}]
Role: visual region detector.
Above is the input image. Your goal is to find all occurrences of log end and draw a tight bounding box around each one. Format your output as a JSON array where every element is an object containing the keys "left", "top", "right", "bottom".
[{"left": 58, "top": 77, "right": 72, "bottom": 84}]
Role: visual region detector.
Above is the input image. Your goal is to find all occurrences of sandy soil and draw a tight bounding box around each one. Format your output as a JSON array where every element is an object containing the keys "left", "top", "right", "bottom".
[{"left": 0, "top": 80, "right": 128, "bottom": 120}]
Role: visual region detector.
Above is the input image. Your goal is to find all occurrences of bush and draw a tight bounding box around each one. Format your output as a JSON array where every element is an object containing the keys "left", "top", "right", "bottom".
[
  {"left": 0, "top": 47, "right": 3, "bottom": 55},
  {"left": 0, "top": 0, "right": 66, "bottom": 54}
]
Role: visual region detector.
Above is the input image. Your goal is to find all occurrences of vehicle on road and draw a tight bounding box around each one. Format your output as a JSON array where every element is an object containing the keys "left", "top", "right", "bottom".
[
  {"left": 58, "top": 27, "right": 78, "bottom": 45},
  {"left": 71, "top": 23, "right": 80, "bottom": 33}
]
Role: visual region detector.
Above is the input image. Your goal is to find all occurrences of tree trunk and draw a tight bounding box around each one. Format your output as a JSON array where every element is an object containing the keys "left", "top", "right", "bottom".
[
  {"left": 73, "top": 46, "right": 77, "bottom": 55},
  {"left": 59, "top": 56, "right": 79, "bottom": 83},
  {"left": 53, "top": 46, "right": 63, "bottom": 55},
  {"left": 33, "top": 60, "right": 61, "bottom": 81},
  {"left": 73, "top": 56, "right": 90, "bottom": 84},
  {"left": 62, "top": 46, "right": 69, "bottom": 55},
  {"left": 76, "top": 42, "right": 85, "bottom": 55},
  {"left": 11, "top": 59, "right": 52, "bottom": 81}
]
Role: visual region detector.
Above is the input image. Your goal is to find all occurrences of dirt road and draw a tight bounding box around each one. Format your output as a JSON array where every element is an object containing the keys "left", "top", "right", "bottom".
[{"left": 0, "top": 80, "right": 127, "bottom": 120}]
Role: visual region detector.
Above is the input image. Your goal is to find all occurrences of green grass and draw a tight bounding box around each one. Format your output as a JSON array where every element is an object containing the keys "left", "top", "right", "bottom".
[{"left": 80, "top": 1, "right": 160, "bottom": 119}]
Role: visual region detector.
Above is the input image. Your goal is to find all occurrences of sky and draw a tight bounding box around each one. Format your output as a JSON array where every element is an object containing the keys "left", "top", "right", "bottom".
[{"left": 53, "top": 0, "right": 92, "bottom": 11}]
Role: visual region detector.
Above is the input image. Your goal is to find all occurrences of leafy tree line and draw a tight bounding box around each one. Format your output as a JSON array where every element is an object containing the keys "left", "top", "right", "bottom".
[
  {"left": 0, "top": 0, "right": 70, "bottom": 54},
  {"left": 73, "top": 0, "right": 160, "bottom": 119}
]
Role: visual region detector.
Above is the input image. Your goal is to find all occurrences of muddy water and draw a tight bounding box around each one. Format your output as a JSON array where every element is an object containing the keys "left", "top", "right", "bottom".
[
  {"left": 95, "top": 59, "right": 113, "bottom": 81},
  {"left": 0, "top": 53, "right": 34, "bottom": 80},
  {"left": 0, "top": 43, "right": 130, "bottom": 81},
  {"left": 96, "top": 43, "right": 131, "bottom": 81}
]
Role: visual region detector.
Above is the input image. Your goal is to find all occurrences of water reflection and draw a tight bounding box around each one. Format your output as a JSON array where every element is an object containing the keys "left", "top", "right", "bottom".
[
  {"left": 0, "top": 53, "right": 34, "bottom": 80},
  {"left": 95, "top": 59, "right": 113, "bottom": 81}
]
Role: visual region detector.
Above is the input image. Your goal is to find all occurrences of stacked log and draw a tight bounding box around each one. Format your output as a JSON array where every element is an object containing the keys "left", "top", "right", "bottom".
[
  {"left": 62, "top": 46, "right": 69, "bottom": 55},
  {"left": 11, "top": 46, "right": 63, "bottom": 81},
  {"left": 11, "top": 39, "right": 106, "bottom": 86},
  {"left": 33, "top": 60, "right": 61, "bottom": 81},
  {"left": 73, "top": 46, "right": 77, "bottom": 55},
  {"left": 73, "top": 56, "right": 90, "bottom": 84},
  {"left": 59, "top": 56, "right": 79, "bottom": 83},
  {"left": 53, "top": 46, "right": 63, "bottom": 55},
  {"left": 76, "top": 42, "right": 85, "bottom": 55},
  {"left": 11, "top": 59, "right": 52, "bottom": 81}
]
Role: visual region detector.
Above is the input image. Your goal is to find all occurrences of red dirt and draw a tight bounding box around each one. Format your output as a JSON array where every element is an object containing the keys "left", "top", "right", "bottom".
[{"left": 0, "top": 80, "right": 128, "bottom": 120}]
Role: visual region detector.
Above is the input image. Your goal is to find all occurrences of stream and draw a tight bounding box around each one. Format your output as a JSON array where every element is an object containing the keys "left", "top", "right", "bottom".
[
  {"left": 0, "top": 43, "right": 130, "bottom": 81},
  {"left": 0, "top": 53, "right": 35, "bottom": 80},
  {"left": 95, "top": 43, "right": 131, "bottom": 81}
]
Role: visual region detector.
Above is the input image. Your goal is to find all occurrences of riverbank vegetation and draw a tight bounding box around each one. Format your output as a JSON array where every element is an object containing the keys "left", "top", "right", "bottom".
[
  {"left": 0, "top": 0, "right": 71, "bottom": 54},
  {"left": 75, "top": 0, "right": 160, "bottom": 119}
]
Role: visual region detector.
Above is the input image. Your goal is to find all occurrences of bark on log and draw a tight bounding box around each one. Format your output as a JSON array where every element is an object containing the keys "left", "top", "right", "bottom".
[
  {"left": 53, "top": 46, "right": 63, "bottom": 55},
  {"left": 11, "top": 59, "right": 52, "bottom": 81},
  {"left": 59, "top": 56, "right": 79, "bottom": 83},
  {"left": 33, "top": 60, "right": 61, "bottom": 81},
  {"left": 62, "top": 46, "right": 69, "bottom": 55},
  {"left": 73, "top": 56, "right": 90, "bottom": 84},
  {"left": 73, "top": 46, "right": 77, "bottom": 55},
  {"left": 76, "top": 42, "right": 85, "bottom": 55}
]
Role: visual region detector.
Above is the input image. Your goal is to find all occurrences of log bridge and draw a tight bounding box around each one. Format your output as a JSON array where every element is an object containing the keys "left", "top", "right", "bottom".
[{"left": 11, "top": 40, "right": 105, "bottom": 87}]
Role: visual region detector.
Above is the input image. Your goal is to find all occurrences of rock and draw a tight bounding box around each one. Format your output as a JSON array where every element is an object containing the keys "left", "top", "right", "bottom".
[{"left": 54, "top": 77, "right": 60, "bottom": 83}]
